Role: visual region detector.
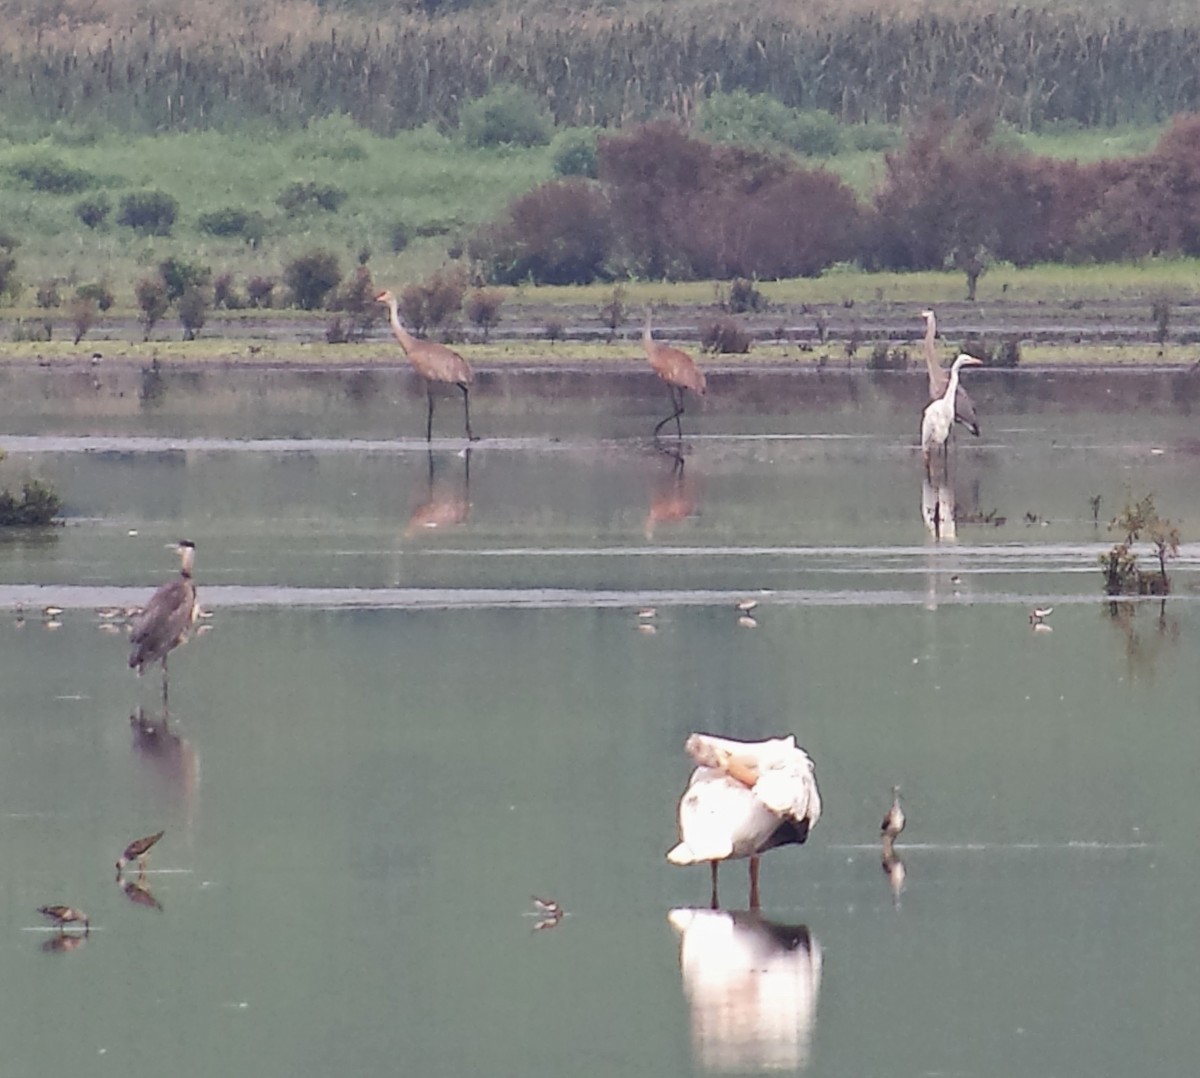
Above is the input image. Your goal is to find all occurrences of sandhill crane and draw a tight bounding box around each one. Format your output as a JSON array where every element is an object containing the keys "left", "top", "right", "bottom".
[
  {"left": 38, "top": 905, "right": 89, "bottom": 934},
  {"left": 881, "top": 786, "right": 905, "bottom": 855},
  {"left": 921, "top": 354, "right": 983, "bottom": 474},
  {"left": 116, "top": 830, "right": 165, "bottom": 876},
  {"left": 922, "top": 309, "right": 980, "bottom": 436},
  {"left": 668, "top": 733, "right": 821, "bottom": 909},
  {"left": 129, "top": 540, "right": 199, "bottom": 703},
  {"left": 643, "top": 307, "right": 706, "bottom": 438},
  {"left": 376, "top": 289, "right": 477, "bottom": 442}
]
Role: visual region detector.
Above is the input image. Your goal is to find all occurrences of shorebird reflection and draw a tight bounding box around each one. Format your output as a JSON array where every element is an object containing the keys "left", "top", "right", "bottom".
[
  {"left": 405, "top": 449, "right": 471, "bottom": 537},
  {"left": 118, "top": 874, "right": 164, "bottom": 912},
  {"left": 669, "top": 908, "right": 822, "bottom": 1072}
]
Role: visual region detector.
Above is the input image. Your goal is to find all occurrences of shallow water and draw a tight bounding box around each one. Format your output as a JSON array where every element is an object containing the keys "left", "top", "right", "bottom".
[{"left": 1, "top": 368, "right": 1197, "bottom": 1076}]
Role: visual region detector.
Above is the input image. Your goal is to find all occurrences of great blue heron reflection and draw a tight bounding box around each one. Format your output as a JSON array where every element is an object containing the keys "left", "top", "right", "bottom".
[
  {"left": 669, "top": 908, "right": 822, "bottom": 1072},
  {"left": 129, "top": 540, "right": 199, "bottom": 703},
  {"left": 668, "top": 733, "right": 821, "bottom": 910}
]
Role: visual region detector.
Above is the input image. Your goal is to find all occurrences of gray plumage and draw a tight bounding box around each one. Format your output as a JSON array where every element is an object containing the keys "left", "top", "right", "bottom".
[
  {"left": 922, "top": 309, "right": 980, "bottom": 436},
  {"left": 129, "top": 541, "right": 199, "bottom": 686}
]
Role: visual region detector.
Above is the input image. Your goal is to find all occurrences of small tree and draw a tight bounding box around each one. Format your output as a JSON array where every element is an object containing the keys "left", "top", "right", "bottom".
[
  {"left": 598, "top": 285, "right": 626, "bottom": 342},
  {"left": 70, "top": 296, "right": 97, "bottom": 345},
  {"left": 465, "top": 288, "right": 504, "bottom": 341},
  {"left": 158, "top": 257, "right": 211, "bottom": 302},
  {"left": 0, "top": 234, "right": 17, "bottom": 300},
  {"left": 460, "top": 84, "right": 552, "bottom": 148},
  {"left": 117, "top": 190, "right": 178, "bottom": 235},
  {"left": 283, "top": 249, "right": 342, "bottom": 310},
  {"left": 399, "top": 267, "right": 467, "bottom": 334},
  {"left": 135, "top": 277, "right": 170, "bottom": 340},
  {"left": 1100, "top": 492, "right": 1181, "bottom": 596},
  {"left": 75, "top": 194, "right": 110, "bottom": 229},
  {"left": 246, "top": 276, "right": 276, "bottom": 308},
  {"left": 35, "top": 280, "right": 61, "bottom": 309},
  {"left": 329, "top": 265, "right": 378, "bottom": 340},
  {"left": 178, "top": 286, "right": 209, "bottom": 340}
]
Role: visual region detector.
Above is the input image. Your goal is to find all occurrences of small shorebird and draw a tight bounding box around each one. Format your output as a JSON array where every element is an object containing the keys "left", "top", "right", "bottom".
[
  {"left": 668, "top": 732, "right": 821, "bottom": 909},
  {"left": 736, "top": 599, "right": 759, "bottom": 614},
  {"left": 530, "top": 895, "right": 564, "bottom": 931},
  {"left": 1029, "top": 606, "right": 1054, "bottom": 624},
  {"left": 42, "top": 605, "right": 64, "bottom": 618},
  {"left": 881, "top": 786, "right": 905, "bottom": 854},
  {"left": 116, "top": 830, "right": 165, "bottom": 875},
  {"left": 38, "top": 905, "right": 89, "bottom": 933}
]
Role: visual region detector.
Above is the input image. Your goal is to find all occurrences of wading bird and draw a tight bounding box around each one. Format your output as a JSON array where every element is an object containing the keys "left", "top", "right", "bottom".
[
  {"left": 38, "top": 905, "right": 89, "bottom": 934},
  {"left": 376, "top": 289, "right": 477, "bottom": 442},
  {"left": 921, "top": 354, "right": 983, "bottom": 473},
  {"left": 881, "top": 786, "right": 905, "bottom": 854},
  {"left": 643, "top": 307, "right": 706, "bottom": 439},
  {"left": 922, "top": 309, "right": 980, "bottom": 436},
  {"left": 668, "top": 733, "right": 821, "bottom": 909},
  {"left": 129, "top": 541, "right": 199, "bottom": 703},
  {"left": 116, "top": 830, "right": 165, "bottom": 876}
]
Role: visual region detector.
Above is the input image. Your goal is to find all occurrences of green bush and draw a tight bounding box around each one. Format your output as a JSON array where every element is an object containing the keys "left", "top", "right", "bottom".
[
  {"left": 277, "top": 181, "right": 347, "bottom": 216},
  {"left": 158, "top": 257, "right": 211, "bottom": 302},
  {"left": 551, "top": 128, "right": 599, "bottom": 178},
  {"left": 178, "top": 285, "right": 209, "bottom": 340},
  {"left": 8, "top": 153, "right": 97, "bottom": 193},
  {"left": 118, "top": 190, "right": 178, "bottom": 235},
  {"left": 283, "top": 249, "right": 342, "bottom": 310},
  {"left": 135, "top": 277, "right": 170, "bottom": 339},
  {"left": 74, "top": 194, "right": 111, "bottom": 228},
  {"left": 460, "top": 84, "right": 552, "bottom": 148},
  {"left": 198, "top": 206, "right": 267, "bottom": 244},
  {"left": 699, "top": 90, "right": 801, "bottom": 147},
  {"left": 701, "top": 317, "right": 752, "bottom": 354},
  {"left": 789, "top": 110, "right": 843, "bottom": 156},
  {"left": 75, "top": 281, "right": 114, "bottom": 311},
  {"left": 246, "top": 275, "right": 276, "bottom": 308},
  {"left": 0, "top": 479, "right": 62, "bottom": 526},
  {"left": 848, "top": 122, "right": 901, "bottom": 152}
]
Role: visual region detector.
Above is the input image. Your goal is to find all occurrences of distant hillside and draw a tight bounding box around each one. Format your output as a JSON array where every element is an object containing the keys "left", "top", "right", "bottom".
[{"left": 1, "top": 0, "right": 1199, "bottom": 133}]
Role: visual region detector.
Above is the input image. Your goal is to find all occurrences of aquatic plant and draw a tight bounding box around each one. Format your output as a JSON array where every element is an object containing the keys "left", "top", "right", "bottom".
[
  {"left": 1100, "top": 491, "right": 1180, "bottom": 595},
  {"left": 0, "top": 479, "right": 62, "bottom": 526}
]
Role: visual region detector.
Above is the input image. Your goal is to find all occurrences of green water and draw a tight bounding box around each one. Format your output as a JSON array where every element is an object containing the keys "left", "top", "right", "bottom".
[{"left": 0, "top": 369, "right": 1197, "bottom": 1076}]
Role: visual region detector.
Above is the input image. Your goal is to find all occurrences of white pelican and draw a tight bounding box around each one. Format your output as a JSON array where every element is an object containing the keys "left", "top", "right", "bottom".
[
  {"left": 667, "top": 733, "right": 821, "bottom": 909},
  {"left": 921, "top": 353, "right": 983, "bottom": 473}
]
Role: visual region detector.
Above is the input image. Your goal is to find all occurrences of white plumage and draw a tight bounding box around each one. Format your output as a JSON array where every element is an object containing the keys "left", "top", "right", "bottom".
[
  {"left": 668, "top": 733, "right": 821, "bottom": 908},
  {"left": 921, "top": 353, "right": 983, "bottom": 472}
]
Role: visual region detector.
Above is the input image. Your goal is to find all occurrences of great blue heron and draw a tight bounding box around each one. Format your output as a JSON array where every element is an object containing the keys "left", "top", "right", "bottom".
[
  {"left": 667, "top": 733, "right": 821, "bottom": 909},
  {"left": 116, "top": 830, "right": 165, "bottom": 876},
  {"left": 922, "top": 309, "right": 981, "bottom": 436},
  {"left": 376, "top": 289, "right": 477, "bottom": 442},
  {"left": 644, "top": 307, "right": 706, "bottom": 439},
  {"left": 129, "top": 540, "right": 199, "bottom": 702},
  {"left": 921, "top": 354, "right": 983, "bottom": 473}
]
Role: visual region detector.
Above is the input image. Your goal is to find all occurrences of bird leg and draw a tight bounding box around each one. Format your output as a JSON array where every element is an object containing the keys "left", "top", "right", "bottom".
[
  {"left": 160, "top": 656, "right": 169, "bottom": 707},
  {"left": 709, "top": 861, "right": 720, "bottom": 910},
  {"left": 749, "top": 856, "right": 761, "bottom": 910},
  {"left": 459, "top": 383, "right": 478, "bottom": 442},
  {"left": 425, "top": 386, "right": 436, "bottom": 443},
  {"left": 653, "top": 386, "right": 685, "bottom": 439}
]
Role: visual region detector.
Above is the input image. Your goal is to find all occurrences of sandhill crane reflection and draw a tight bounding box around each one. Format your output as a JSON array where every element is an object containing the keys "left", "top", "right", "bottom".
[
  {"left": 668, "top": 733, "right": 821, "bottom": 909},
  {"left": 376, "top": 289, "right": 477, "bottom": 442},
  {"left": 405, "top": 450, "right": 471, "bottom": 537},
  {"left": 129, "top": 540, "right": 199, "bottom": 703},
  {"left": 643, "top": 306, "right": 706, "bottom": 438},
  {"left": 669, "top": 908, "right": 822, "bottom": 1072},
  {"left": 644, "top": 448, "right": 698, "bottom": 539},
  {"left": 922, "top": 309, "right": 980, "bottom": 436},
  {"left": 921, "top": 354, "right": 983, "bottom": 475}
]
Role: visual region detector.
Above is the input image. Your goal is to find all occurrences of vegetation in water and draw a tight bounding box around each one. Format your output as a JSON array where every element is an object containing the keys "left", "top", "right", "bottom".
[
  {"left": 0, "top": 478, "right": 63, "bottom": 526},
  {"left": 1100, "top": 492, "right": 1181, "bottom": 596}
]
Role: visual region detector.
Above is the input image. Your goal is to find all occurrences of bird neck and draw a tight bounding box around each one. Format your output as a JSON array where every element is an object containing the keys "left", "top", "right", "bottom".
[
  {"left": 384, "top": 300, "right": 417, "bottom": 350},
  {"left": 923, "top": 316, "right": 940, "bottom": 377},
  {"left": 179, "top": 548, "right": 194, "bottom": 578},
  {"left": 643, "top": 311, "right": 653, "bottom": 345}
]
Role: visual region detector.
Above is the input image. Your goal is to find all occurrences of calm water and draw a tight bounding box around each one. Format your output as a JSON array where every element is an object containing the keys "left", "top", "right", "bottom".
[{"left": 1, "top": 366, "right": 1198, "bottom": 1077}]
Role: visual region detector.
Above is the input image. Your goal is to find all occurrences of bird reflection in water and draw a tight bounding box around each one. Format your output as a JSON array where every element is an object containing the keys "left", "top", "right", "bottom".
[
  {"left": 405, "top": 449, "right": 471, "bottom": 538},
  {"left": 117, "top": 873, "right": 164, "bottom": 911},
  {"left": 41, "top": 932, "right": 88, "bottom": 954},
  {"left": 881, "top": 848, "right": 907, "bottom": 908},
  {"left": 644, "top": 445, "right": 699, "bottom": 540},
  {"left": 669, "top": 908, "right": 822, "bottom": 1072},
  {"left": 920, "top": 468, "right": 957, "bottom": 541},
  {"left": 130, "top": 706, "right": 200, "bottom": 834}
]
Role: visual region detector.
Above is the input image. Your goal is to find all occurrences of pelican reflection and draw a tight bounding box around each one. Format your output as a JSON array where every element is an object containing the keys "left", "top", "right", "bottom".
[
  {"left": 644, "top": 447, "right": 699, "bottom": 540},
  {"left": 405, "top": 449, "right": 471, "bottom": 537},
  {"left": 669, "top": 908, "right": 822, "bottom": 1072}
]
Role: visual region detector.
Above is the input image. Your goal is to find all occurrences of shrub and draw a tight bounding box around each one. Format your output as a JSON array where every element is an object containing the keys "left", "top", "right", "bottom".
[
  {"left": 789, "top": 110, "right": 843, "bottom": 156},
  {"left": 390, "top": 222, "right": 411, "bottom": 253},
  {"left": 0, "top": 479, "right": 62, "bottom": 526},
  {"left": 699, "top": 90, "right": 806, "bottom": 148},
  {"left": 35, "top": 280, "right": 61, "bottom": 308},
  {"left": 992, "top": 337, "right": 1022, "bottom": 368},
  {"left": 329, "top": 265, "right": 379, "bottom": 339},
  {"left": 158, "top": 257, "right": 211, "bottom": 302},
  {"left": 178, "top": 286, "right": 209, "bottom": 340},
  {"left": 0, "top": 237, "right": 16, "bottom": 300},
  {"left": 460, "top": 84, "right": 552, "bottom": 148},
  {"left": 867, "top": 342, "right": 909, "bottom": 370},
  {"left": 848, "top": 122, "right": 902, "bottom": 152},
  {"left": 277, "top": 181, "right": 347, "bottom": 216},
  {"left": 551, "top": 128, "right": 600, "bottom": 178},
  {"left": 70, "top": 296, "right": 97, "bottom": 344},
  {"left": 598, "top": 285, "right": 626, "bottom": 341},
  {"left": 135, "top": 277, "right": 170, "bottom": 340},
  {"left": 198, "top": 207, "right": 267, "bottom": 245},
  {"left": 465, "top": 288, "right": 504, "bottom": 340},
  {"left": 701, "top": 317, "right": 752, "bottom": 354},
  {"left": 544, "top": 317, "right": 565, "bottom": 341},
  {"left": 8, "top": 153, "right": 97, "bottom": 193},
  {"left": 118, "top": 190, "right": 178, "bottom": 235},
  {"left": 75, "top": 194, "right": 111, "bottom": 229},
  {"left": 246, "top": 276, "right": 276, "bottom": 308},
  {"left": 398, "top": 266, "right": 467, "bottom": 333},
  {"left": 471, "top": 179, "right": 613, "bottom": 285},
  {"left": 283, "top": 249, "right": 342, "bottom": 310},
  {"left": 1100, "top": 492, "right": 1180, "bottom": 596},
  {"left": 76, "top": 281, "right": 114, "bottom": 311},
  {"left": 724, "top": 278, "right": 766, "bottom": 313}
]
